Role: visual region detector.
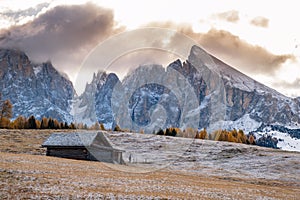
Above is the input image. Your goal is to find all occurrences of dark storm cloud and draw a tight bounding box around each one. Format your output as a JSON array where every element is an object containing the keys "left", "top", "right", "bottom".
[
  {"left": 250, "top": 16, "right": 269, "bottom": 28},
  {"left": 0, "top": 3, "right": 124, "bottom": 77},
  {"left": 145, "top": 22, "right": 294, "bottom": 75},
  {"left": 213, "top": 10, "right": 239, "bottom": 23}
]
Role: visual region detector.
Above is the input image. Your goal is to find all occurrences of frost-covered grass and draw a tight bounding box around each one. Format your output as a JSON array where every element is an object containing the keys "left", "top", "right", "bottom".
[
  {"left": 106, "top": 131, "right": 300, "bottom": 182},
  {"left": 1, "top": 152, "right": 299, "bottom": 199},
  {"left": 0, "top": 129, "right": 300, "bottom": 199}
]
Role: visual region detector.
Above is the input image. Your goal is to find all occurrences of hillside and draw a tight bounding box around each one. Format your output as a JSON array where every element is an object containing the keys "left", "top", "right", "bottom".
[{"left": 0, "top": 130, "right": 299, "bottom": 199}]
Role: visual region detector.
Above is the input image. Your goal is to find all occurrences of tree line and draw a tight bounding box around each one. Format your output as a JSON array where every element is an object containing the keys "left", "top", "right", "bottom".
[
  {"left": 155, "top": 127, "right": 256, "bottom": 145},
  {"left": 0, "top": 93, "right": 112, "bottom": 130}
]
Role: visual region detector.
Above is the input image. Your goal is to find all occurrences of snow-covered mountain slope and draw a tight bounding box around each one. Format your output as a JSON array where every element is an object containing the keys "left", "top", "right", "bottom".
[
  {"left": 72, "top": 71, "right": 120, "bottom": 129},
  {"left": 0, "top": 49, "right": 75, "bottom": 122},
  {"left": 188, "top": 45, "right": 300, "bottom": 127},
  {"left": 252, "top": 124, "right": 300, "bottom": 152}
]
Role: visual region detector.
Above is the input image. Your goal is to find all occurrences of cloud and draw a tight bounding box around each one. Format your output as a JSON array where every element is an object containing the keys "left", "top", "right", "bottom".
[
  {"left": 271, "top": 78, "right": 300, "bottom": 97},
  {"left": 144, "top": 22, "right": 294, "bottom": 76},
  {"left": 0, "top": 3, "right": 125, "bottom": 79},
  {"left": 196, "top": 29, "right": 294, "bottom": 75},
  {"left": 272, "top": 78, "right": 300, "bottom": 90},
  {"left": 0, "top": 2, "right": 50, "bottom": 25},
  {"left": 108, "top": 49, "right": 180, "bottom": 80},
  {"left": 250, "top": 16, "right": 269, "bottom": 28},
  {"left": 213, "top": 10, "right": 239, "bottom": 23}
]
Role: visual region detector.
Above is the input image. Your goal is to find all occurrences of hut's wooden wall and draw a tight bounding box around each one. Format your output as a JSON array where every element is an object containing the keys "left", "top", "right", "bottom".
[
  {"left": 46, "top": 147, "right": 124, "bottom": 164},
  {"left": 46, "top": 147, "right": 88, "bottom": 160}
]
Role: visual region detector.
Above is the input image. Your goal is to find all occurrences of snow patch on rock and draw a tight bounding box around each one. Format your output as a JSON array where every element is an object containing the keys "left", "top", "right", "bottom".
[{"left": 33, "top": 66, "right": 42, "bottom": 76}]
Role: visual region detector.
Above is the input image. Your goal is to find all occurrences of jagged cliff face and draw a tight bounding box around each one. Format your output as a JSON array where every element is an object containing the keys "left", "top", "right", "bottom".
[
  {"left": 0, "top": 49, "right": 75, "bottom": 122},
  {"left": 75, "top": 45, "right": 300, "bottom": 132},
  {"left": 167, "top": 59, "right": 215, "bottom": 130},
  {"left": 209, "top": 53, "right": 300, "bottom": 129},
  {"left": 73, "top": 71, "right": 120, "bottom": 129},
  {"left": 225, "top": 86, "right": 299, "bottom": 125}
]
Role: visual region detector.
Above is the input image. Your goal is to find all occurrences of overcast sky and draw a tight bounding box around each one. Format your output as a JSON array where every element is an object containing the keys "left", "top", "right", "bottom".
[{"left": 0, "top": 0, "right": 299, "bottom": 97}]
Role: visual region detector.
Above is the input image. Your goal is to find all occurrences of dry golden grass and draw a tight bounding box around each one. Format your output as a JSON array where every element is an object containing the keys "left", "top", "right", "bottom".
[
  {"left": 1, "top": 152, "right": 300, "bottom": 199},
  {"left": 0, "top": 129, "right": 299, "bottom": 199},
  {"left": 0, "top": 129, "right": 73, "bottom": 155}
]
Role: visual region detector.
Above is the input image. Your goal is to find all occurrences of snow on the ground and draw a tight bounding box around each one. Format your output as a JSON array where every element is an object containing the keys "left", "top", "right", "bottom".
[
  {"left": 208, "top": 114, "right": 261, "bottom": 134},
  {"left": 254, "top": 131, "right": 300, "bottom": 152}
]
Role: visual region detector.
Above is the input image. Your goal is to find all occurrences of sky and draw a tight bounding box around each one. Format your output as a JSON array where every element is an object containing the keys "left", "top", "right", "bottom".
[{"left": 0, "top": 0, "right": 300, "bottom": 97}]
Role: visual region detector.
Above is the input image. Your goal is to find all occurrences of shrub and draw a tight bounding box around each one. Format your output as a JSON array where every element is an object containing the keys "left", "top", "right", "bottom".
[{"left": 156, "top": 129, "right": 164, "bottom": 135}]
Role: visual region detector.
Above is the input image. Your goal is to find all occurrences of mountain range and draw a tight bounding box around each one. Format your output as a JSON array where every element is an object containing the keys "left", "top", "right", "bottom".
[{"left": 0, "top": 45, "right": 299, "bottom": 151}]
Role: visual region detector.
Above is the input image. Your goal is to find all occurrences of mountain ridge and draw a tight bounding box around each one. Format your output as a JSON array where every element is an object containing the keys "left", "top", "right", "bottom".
[{"left": 1, "top": 46, "right": 299, "bottom": 151}]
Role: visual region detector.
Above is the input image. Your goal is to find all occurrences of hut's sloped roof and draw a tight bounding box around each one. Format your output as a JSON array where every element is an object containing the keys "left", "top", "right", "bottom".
[{"left": 42, "top": 132, "right": 112, "bottom": 147}]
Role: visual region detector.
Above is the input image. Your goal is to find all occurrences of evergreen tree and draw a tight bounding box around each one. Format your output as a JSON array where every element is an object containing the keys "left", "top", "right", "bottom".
[
  {"left": 48, "top": 118, "right": 54, "bottom": 129},
  {"left": 114, "top": 124, "right": 121, "bottom": 132},
  {"left": 156, "top": 129, "right": 164, "bottom": 135},
  {"left": 165, "top": 128, "right": 171, "bottom": 136},
  {"left": 171, "top": 128, "right": 177, "bottom": 137},
  {"left": 27, "top": 116, "right": 37, "bottom": 129},
  {"left": 64, "top": 122, "right": 69, "bottom": 129}
]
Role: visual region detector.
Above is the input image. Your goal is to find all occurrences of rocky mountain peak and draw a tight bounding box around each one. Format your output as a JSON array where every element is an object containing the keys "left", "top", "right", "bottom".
[
  {"left": 73, "top": 70, "right": 121, "bottom": 127},
  {"left": 0, "top": 49, "right": 75, "bottom": 122}
]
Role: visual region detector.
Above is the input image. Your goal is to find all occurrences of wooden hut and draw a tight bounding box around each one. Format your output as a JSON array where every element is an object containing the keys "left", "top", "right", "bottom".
[{"left": 42, "top": 132, "right": 124, "bottom": 164}]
